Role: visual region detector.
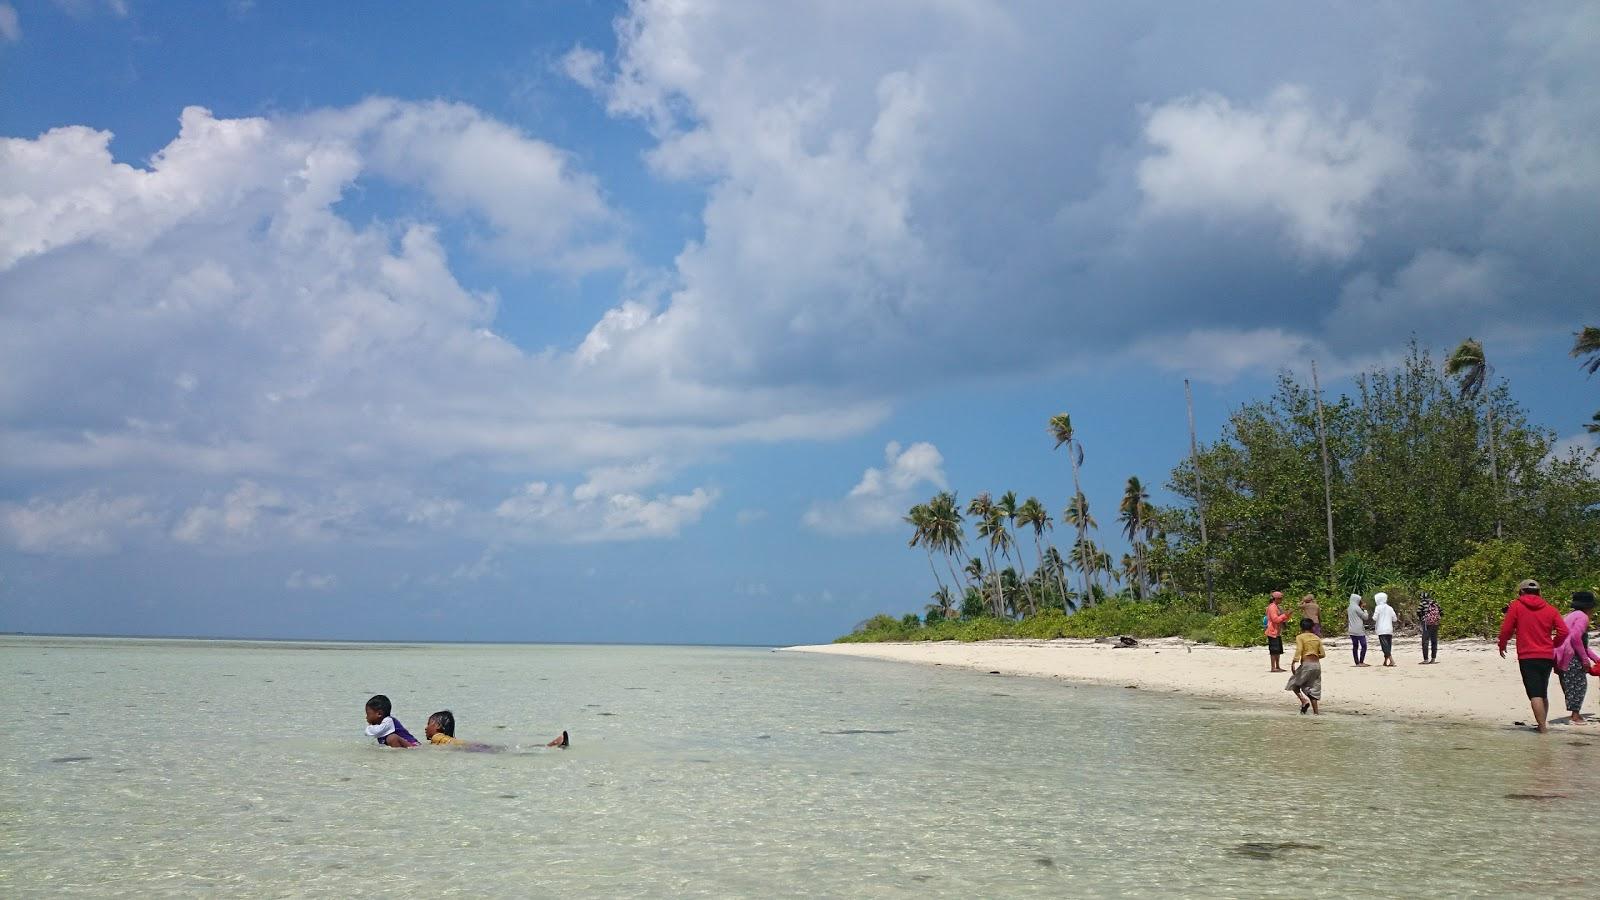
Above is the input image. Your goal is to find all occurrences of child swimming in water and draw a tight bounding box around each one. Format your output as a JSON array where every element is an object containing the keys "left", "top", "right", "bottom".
[
  {"left": 363, "top": 694, "right": 419, "bottom": 748},
  {"left": 425, "top": 709, "right": 569, "bottom": 750}
]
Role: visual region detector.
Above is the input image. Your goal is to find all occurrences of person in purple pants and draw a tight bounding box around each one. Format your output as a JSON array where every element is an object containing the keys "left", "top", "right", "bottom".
[{"left": 1346, "top": 594, "right": 1370, "bottom": 667}]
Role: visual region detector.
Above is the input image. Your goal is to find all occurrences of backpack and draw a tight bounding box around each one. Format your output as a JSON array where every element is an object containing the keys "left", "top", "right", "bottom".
[{"left": 1423, "top": 603, "right": 1441, "bottom": 626}]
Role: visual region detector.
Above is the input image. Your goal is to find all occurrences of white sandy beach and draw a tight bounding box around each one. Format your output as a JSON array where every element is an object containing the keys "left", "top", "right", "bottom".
[{"left": 788, "top": 635, "right": 1600, "bottom": 732}]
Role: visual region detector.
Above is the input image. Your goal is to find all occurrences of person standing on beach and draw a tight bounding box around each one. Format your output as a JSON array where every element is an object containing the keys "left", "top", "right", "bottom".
[
  {"left": 1417, "top": 591, "right": 1442, "bottom": 664},
  {"left": 1497, "top": 579, "right": 1569, "bottom": 734},
  {"left": 1372, "top": 592, "right": 1397, "bottom": 667},
  {"left": 1346, "top": 594, "right": 1370, "bottom": 667},
  {"left": 1266, "top": 591, "right": 1290, "bottom": 673},
  {"left": 1300, "top": 594, "right": 1322, "bottom": 637},
  {"left": 1554, "top": 591, "right": 1598, "bottom": 726}
]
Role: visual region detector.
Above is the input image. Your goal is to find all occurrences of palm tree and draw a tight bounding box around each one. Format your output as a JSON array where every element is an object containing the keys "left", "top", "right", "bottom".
[
  {"left": 924, "top": 586, "right": 957, "bottom": 622},
  {"left": 978, "top": 509, "right": 1016, "bottom": 618},
  {"left": 904, "top": 503, "right": 946, "bottom": 596},
  {"left": 995, "top": 491, "right": 1034, "bottom": 614},
  {"left": 1049, "top": 413, "right": 1089, "bottom": 595},
  {"left": 923, "top": 491, "right": 967, "bottom": 592},
  {"left": 1571, "top": 326, "right": 1600, "bottom": 375},
  {"left": 1015, "top": 497, "right": 1051, "bottom": 615},
  {"left": 1070, "top": 535, "right": 1105, "bottom": 599},
  {"left": 1445, "top": 338, "right": 1503, "bottom": 539},
  {"left": 1042, "top": 545, "right": 1073, "bottom": 611},
  {"left": 1118, "top": 476, "right": 1150, "bottom": 599},
  {"left": 966, "top": 492, "right": 1003, "bottom": 615},
  {"left": 1118, "top": 553, "right": 1138, "bottom": 594}
]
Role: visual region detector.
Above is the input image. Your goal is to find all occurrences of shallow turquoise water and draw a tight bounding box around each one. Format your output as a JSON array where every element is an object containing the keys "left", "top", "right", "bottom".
[{"left": 0, "top": 636, "right": 1593, "bottom": 897}]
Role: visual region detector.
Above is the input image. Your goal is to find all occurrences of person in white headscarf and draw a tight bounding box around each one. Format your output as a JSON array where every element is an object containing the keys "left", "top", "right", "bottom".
[
  {"left": 1372, "top": 591, "right": 1398, "bottom": 667},
  {"left": 1346, "top": 594, "right": 1370, "bottom": 667}
]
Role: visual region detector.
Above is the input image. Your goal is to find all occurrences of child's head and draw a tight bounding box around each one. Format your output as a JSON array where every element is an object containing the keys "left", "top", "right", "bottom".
[
  {"left": 364, "top": 694, "right": 392, "bottom": 726},
  {"left": 425, "top": 710, "right": 455, "bottom": 739},
  {"left": 1299, "top": 618, "right": 1314, "bottom": 632}
]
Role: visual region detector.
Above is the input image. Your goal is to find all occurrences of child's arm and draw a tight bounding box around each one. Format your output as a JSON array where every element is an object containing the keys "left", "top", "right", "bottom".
[{"left": 383, "top": 733, "right": 414, "bottom": 748}]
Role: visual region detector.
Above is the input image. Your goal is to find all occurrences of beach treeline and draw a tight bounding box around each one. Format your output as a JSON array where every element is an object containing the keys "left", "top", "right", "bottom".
[{"left": 842, "top": 333, "right": 1600, "bottom": 647}]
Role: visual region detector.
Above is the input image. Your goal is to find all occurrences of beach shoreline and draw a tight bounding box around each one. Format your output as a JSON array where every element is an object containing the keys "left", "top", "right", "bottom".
[{"left": 785, "top": 635, "right": 1600, "bottom": 734}]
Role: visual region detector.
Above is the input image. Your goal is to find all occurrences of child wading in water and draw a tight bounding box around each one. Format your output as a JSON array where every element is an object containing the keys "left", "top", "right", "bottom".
[
  {"left": 364, "top": 694, "right": 420, "bottom": 748},
  {"left": 424, "top": 709, "right": 569, "bottom": 750},
  {"left": 1285, "top": 618, "right": 1323, "bottom": 715}
]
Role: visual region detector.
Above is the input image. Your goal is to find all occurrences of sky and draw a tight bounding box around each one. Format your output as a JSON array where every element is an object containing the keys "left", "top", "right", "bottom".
[{"left": 1, "top": 1, "right": 1597, "bottom": 645}]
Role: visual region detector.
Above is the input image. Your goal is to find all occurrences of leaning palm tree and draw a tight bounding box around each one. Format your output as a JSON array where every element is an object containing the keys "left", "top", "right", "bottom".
[
  {"left": 1445, "top": 338, "right": 1503, "bottom": 539},
  {"left": 924, "top": 586, "right": 957, "bottom": 621},
  {"left": 1118, "top": 476, "right": 1151, "bottom": 599},
  {"left": 1049, "top": 413, "right": 1089, "bottom": 594},
  {"left": 904, "top": 503, "right": 947, "bottom": 596}
]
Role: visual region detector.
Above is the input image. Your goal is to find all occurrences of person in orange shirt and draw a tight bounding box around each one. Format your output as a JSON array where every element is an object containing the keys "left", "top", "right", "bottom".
[{"left": 1265, "top": 591, "right": 1290, "bottom": 673}]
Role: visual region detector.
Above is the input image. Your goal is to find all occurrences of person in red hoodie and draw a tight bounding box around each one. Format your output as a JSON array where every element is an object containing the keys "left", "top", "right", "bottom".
[{"left": 1498, "top": 579, "right": 1570, "bottom": 733}]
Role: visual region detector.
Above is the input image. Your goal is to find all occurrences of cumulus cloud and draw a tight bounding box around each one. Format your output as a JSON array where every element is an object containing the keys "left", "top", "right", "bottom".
[
  {"left": 0, "top": 491, "right": 156, "bottom": 555},
  {"left": 803, "top": 441, "right": 946, "bottom": 535},
  {"left": 1137, "top": 86, "right": 1409, "bottom": 260},
  {"left": 575, "top": 1, "right": 1598, "bottom": 388}
]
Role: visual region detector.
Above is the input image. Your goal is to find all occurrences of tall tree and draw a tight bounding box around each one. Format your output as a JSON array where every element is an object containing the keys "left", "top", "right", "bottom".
[
  {"left": 1445, "top": 338, "right": 1503, "bottom": 539},
  {"left": 923, "top": 491, "right": 967, "bottom": 593},
  {"left": 978, "top": 508, "right": 1016, "bottom": 618},
  {"left": 903, "top": 503, "right": 946, "bottom": 596},
  {"left": 1049, "top": 413, "right": 1089, "bottom": 596},
  {"left": 1118, "top": 476, "right": 1151, "bottom": 599},
  {"left": 1184, "top": 380, "right": 1216, "bottom": 612},
  {"left": 1042, "top": 545, "right": 1073, "bottom": 610}
]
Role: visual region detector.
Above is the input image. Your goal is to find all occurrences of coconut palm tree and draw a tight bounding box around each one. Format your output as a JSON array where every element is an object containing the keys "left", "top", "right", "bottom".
[
  {"left": 1070, "top": 535, "right": 1105, "bottom": 599},
  {"left": 966, "top": 492, "right": 1003, "bottom": 614},
  {"left": 1049, "top": 413, "right": 1089, "bottom": 595},
  {"left": 1572, "top": 326, "right": 1600, "bottom": 374},
  {"left": 1445, "top": 338, "right": 1503, "bottom": 539},
  {"left": 923, "top": 491, "right": 967, "bottom": 592},
  {"left": 1042, "top": 545, "right": 1073, "bottom": 611},
  {"left": 924, "top": 586, "right": 957, "bottom": 622},
  {"left": 1118, "top": 476, "right": 1150, "bottom": 599},
  {"left": 995, "top": 491, "right": 1034, "bottom": 613},
  {"left": 1015, "top": 496, "right": 1051, "bottom": 615},
  {"left": 978, "top": 509, "right": 1016, "bottom": 618},
  {"left": 904, "top": 503, "right": 947, "bottom": 596}
]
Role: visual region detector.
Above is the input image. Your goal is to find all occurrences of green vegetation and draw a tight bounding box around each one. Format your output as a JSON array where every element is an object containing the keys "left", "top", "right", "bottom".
[{"left": 840, "top": 339, "right": 1600, "bottom": 646}]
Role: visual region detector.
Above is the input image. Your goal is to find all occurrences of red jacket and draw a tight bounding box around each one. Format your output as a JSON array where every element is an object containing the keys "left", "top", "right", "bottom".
[{"left": 1498, "top": 593, "right": 1569, "bottom": 660}]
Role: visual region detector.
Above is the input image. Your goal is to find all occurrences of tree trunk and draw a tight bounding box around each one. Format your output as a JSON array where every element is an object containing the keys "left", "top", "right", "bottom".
[
  {"left": 1185, "top": 380, "right": 1216, "bottom": 614},
  {"left": 1311, "top": 360, "right": 1337, "bottom": 590},
  {"left": 1069, "top": 446, "right": 1089, "bottom": 600},
  {"left": 1487, "top": 403, "right": 1503, "bottom": 540}
]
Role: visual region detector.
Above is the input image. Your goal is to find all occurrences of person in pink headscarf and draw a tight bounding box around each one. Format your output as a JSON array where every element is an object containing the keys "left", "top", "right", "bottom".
[{"left": 1554, "top": 591, "right": 1599, "bottom": 725}]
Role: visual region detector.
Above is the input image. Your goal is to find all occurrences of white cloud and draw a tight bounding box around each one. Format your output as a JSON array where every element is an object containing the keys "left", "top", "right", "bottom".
[
  {"left": 560, "top": 45, "right": 606, "bottom": 92},
  {"left": 734, "top": 508, "right": 767, "bottom": 527},
  {"left": 803, "top": 440, "right": 945, "bottom": 535},
  {"left": 285, "top": 570, "right": 337, "bottom": 591},
  {"left": 0, "top": 4, "right": 20, "bottom": 42},
  {"left": 1137, "top": 86, "right": 1409, "bottom": 260},
  {"left": 0, "top": 491, "right": 156, "bottom": 555},
  {"left": 494, "top": 469, "right": 718, "bottom": 542}
]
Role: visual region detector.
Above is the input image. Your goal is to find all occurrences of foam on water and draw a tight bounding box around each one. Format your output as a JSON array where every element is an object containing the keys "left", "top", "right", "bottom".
[{"left": 0, "top": 636, "right": 1594, "bottom": 896}]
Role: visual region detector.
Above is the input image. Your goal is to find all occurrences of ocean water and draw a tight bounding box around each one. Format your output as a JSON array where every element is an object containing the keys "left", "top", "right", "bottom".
[{"left": 0, "top": 636, "right": 1593, "bottom": 897}]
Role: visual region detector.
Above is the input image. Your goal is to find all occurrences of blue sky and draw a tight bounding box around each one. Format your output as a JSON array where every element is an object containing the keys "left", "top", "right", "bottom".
[{"left": 2, "top": 1, "right": 1597, "bottom": 644}]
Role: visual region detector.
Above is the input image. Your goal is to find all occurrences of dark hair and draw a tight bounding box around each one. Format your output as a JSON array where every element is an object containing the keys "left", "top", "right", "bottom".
[
  {"left": 1299, "top": 618, "right": 1314, "bottom": 631},
  {"left": 1573, "top": 591, "right": 1597, "bottom": 612},
  {"left": 365, "top": 694, "right": 392, "bottom": 717},
  {"left": 428, "top": 710, "right": 455, "bottom": 737}
]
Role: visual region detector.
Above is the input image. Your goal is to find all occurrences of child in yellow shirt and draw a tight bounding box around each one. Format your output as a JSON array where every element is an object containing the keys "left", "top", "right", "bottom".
[{"left": 1284, "top": 618, "right": 1324, "bottom": 715}]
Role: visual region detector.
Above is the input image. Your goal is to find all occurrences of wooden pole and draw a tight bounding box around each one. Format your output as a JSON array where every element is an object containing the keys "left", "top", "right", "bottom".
[{"left": 1184, "top": 379, "right": 1215, "bottom": 613}]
